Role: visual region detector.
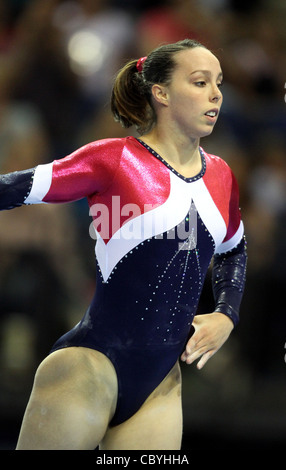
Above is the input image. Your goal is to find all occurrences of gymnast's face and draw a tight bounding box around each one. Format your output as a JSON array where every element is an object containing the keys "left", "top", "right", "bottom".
[{"left": 154, "top": 47, "right": 223, "bottom": 139}]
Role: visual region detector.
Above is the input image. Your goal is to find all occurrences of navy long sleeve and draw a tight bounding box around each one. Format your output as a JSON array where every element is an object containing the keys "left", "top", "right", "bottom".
[
  {"left": 0, "top": 169, "right": 35, "bottom": 210},
  {"left": 212, "top": 237, "right": 247, "bottom": 326}
]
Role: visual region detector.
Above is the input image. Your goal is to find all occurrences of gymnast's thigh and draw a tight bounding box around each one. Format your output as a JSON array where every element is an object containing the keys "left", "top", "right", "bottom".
[
  {"left": 17, "top": 347, "right": 118, "bottom": 450},
  {"left": 99, "top": 361, "right": 183, "bottom": 450}
]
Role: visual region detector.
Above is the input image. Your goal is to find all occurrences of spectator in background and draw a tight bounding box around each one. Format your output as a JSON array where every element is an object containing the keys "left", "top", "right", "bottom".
[
  {"left": 136, "top": 0, "right": 218, "bottom": 55},
  {"left": 52, "top": 0, "right": 135, "bottom": 115}
]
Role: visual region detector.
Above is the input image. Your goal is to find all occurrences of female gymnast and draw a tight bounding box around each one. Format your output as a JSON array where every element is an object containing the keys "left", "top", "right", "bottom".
[{"left": 0, "top": 39, "right": 247, "bottom": 450}]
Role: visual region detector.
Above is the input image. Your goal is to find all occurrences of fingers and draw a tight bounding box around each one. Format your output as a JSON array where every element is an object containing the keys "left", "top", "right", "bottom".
[
  {"left": 181, "top": 312, "right": 233, "bottom": 369},
  {"left": 181, "top": 344, "right": 213, "bottom": 368},
  {"left": 196, "top": 350, "right": 214, "bottom": 370},
  {"left": 180, "top": 321, "right": 216, "bottom": 369},
  {"left": 181, "top": 347, "right": 214, "bottom": 369}
]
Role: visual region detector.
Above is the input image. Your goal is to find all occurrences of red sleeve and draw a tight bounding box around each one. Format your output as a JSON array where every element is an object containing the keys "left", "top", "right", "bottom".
[
  {"left": 223, "top": 169, "right": 241, "bottom": 244},
  {"left": 42, "top": 138, "right": 123, "bottom": 204}
]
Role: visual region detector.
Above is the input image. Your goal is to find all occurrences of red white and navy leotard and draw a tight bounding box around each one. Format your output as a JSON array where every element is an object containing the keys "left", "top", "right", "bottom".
[{"left": 0, "top": 136, "right": 247, "bottom": 425}]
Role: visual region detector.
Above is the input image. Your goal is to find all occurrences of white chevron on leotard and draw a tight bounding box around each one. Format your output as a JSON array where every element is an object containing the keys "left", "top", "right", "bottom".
[{"left": 95, "top": 171, "right": 229, "bottom": 282}]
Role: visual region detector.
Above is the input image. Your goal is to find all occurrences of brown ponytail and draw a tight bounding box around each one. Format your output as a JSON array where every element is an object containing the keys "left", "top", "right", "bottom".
[
  {"left": 111, "top": 59, "right": 154, "bottom": 134},
  {"left": 111, "top": 39, "right": 207, "bottom": 135}
]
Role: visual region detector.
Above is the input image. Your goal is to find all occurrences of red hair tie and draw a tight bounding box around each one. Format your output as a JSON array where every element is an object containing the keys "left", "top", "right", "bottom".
[{"left": 136, "top": 56, "right": 147, "bottom": 73}]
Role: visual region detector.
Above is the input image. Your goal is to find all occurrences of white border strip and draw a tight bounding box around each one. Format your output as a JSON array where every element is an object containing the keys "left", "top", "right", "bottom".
[{"left": 24, "top": 162, "right": 53, "bottom": 204}]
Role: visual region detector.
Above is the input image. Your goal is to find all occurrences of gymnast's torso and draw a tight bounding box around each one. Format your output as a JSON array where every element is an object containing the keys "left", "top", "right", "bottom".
[{"left": 22, "top": 136, "right": 243, "bottom": 425}]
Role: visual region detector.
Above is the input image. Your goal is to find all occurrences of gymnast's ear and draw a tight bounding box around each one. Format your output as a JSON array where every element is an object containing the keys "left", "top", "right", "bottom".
[{"left": 151, "top": 84, "right": 169, "bottom": 107}]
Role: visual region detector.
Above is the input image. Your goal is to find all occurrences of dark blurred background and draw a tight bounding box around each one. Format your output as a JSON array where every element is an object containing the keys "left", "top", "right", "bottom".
[{"left": 0, "top": 0, "right": 285, "bottom": 450}]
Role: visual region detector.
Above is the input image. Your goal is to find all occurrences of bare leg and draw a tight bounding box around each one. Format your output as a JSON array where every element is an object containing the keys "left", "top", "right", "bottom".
[
  {"left": 100, "top": 362, "right": 183, "bottom": 450},
  {"left": 16, "top": 347, "right": 118, "bottom": 450}
]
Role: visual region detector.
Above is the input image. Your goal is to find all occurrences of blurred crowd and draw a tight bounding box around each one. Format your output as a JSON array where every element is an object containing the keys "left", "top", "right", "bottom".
[{"left": 0, "top": 0, "right": 285, "bottom": 448}]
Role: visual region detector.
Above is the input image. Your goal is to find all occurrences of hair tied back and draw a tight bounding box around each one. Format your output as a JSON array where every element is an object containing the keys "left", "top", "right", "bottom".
[{"left": 136, "top": 56, "right": 147, "bottom": 73}]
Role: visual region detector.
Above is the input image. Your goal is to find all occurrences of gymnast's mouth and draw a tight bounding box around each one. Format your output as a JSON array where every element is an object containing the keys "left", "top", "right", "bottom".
[{"left": 204, "top": 108, "right": 218, "bottom": 117}]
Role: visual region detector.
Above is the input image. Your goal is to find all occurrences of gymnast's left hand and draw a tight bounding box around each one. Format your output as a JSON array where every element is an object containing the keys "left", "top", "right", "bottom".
[{"left": 181, "top": 312, "right": 234, "bottom": 370}]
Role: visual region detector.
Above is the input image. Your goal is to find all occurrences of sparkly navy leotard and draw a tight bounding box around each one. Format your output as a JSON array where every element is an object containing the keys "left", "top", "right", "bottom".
[{"left": 0, "top": 136, "right": 247, "bottom": 425}]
